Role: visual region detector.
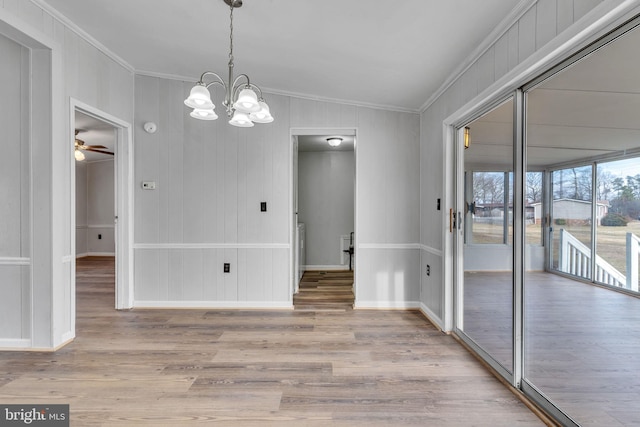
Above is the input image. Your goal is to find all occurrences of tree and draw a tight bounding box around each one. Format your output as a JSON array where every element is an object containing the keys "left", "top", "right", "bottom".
[
  {"left": 596, "top": 169, "right": 615, "bottom": 201},
  {"left": 472, "top": 172, "right": 505, "bottom": 205},
  {"left": 526, "top": 172, "right": 542, "bottom": 204}
]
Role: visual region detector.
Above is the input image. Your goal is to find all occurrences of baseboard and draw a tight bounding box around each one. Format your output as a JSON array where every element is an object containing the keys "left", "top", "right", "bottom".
[
  {"left": 59, "top": 331, "right": 75, "bottom": 344},
  {"left": 303, "top": 265, "right": 350, "bottom": 271},
  {"left": 77, "top": 252, "right": 115, "bottom": 258},
  {"left": 354, "top": 300, "right": 421, "bottom": 309},
  {"left": 134, "top": 301, "right": 294, "bottom": 309},
  {"left": 0, "top": 338, "right": 31, "bottom": 349},
  {"left": 419, "top": 302, "right": 445, "bottom": 332}
]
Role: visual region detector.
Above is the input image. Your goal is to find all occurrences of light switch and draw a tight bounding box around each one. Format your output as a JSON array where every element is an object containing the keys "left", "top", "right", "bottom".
[{"left": 142, "top": 181, "right": 156, "bottom": 190}]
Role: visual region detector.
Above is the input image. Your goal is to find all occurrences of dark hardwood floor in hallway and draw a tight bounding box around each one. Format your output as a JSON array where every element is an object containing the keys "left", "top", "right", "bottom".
[
  {"left": 0, "top": 257, "right": 546, "bottom": 426},
  {"left": 293, "top": 270, "right": 355, "bottom": 310}
]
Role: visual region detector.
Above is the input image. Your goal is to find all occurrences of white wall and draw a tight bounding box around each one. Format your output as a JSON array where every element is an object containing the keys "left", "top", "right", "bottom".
[
  {"left": 76, "top": 159, "right": 115, "bottom": 256},
  {"left": 75, "top": 162, "right": 88, "bottom": 255},
  {"left": 133, "top": 75, "right": 421, "bottom": 308},
  {"left": 298, "top": 151, "right": 354, "bottom": 268},
  {"left": 0, "top": 1, "right": 133, "bottom": 348},
  {"left": 0, "top": 31, "right": 30, "bottom": 343},
  {"left": 419, "top": 0, "right": 614, "bottom": 328}
]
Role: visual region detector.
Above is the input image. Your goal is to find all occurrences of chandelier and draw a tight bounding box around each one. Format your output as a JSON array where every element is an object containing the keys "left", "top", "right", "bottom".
[{"left": 184, "top": 0, "right": 273, "bottom": 127}]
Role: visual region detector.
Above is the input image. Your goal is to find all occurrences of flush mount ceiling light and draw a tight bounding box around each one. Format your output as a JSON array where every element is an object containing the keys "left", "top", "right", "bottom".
[
  {"left": 184, "top": 0, "right": 274, "bottom": 127},
  {"left": 327, "top": 137, "right": 343, "bottom": 147}
]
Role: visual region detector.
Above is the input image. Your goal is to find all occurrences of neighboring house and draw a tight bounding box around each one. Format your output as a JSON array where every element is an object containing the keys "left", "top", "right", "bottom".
[{"left": 531, "top": 199, "right": 609, "bottom": 225}]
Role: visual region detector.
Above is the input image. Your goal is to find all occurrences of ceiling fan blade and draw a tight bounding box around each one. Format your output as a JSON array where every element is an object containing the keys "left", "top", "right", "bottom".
[
  {"left": 85, "top": 148, "right": 114, "bottom": 156},
  {"left": 84, "top": 145, "right": 108, "bottom": 149}
]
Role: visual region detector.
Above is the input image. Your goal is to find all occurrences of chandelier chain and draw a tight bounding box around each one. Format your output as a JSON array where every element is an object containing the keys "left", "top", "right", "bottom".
[{"left": 228, "top": 2, "right": 234, "bottom": 65}]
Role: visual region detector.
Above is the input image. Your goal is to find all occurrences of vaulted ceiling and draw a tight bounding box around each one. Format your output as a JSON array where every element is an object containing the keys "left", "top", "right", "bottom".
[{"left": 42, "top": 0, "right": 522, "bottom": 112}]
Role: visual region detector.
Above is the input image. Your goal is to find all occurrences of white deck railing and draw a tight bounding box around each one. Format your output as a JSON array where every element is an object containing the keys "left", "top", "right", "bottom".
[
  {"left": 626, "top": 232, "right": 640, "bottom": 292},
  {"left": 559, "top": 228, "right": 627, "bottom": 288}
]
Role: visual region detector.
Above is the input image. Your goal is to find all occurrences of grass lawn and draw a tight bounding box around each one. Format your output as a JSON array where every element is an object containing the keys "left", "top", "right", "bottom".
[{"left": 470, "top": 220, "right": 640, "bottom": 277}]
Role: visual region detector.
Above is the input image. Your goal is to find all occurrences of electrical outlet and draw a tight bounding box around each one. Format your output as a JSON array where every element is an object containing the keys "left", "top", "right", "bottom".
[
  {"left": 260, "top": 202, "right": 267, "bottom": 212},
  {"left": 426, "top": 265, "right": 431, "bottom": 276},
  {"left": 437, "top": 198, "right": 441, "bottom": 210},
  {"left": 98, "top": 234, "right": 102, "bottom": 240},
  {"left": 223, "top": 263, "right": 230, "bottom": 273}
]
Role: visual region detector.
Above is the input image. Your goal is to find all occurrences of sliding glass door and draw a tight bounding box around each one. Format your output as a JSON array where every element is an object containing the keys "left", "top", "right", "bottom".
[
  {"left": 523, "top": 21, "right": 640, "bottom": 427},
  {"left": 454, "top": 17, "right": 640, "bottom": 427},
  {"left": 457, "top": 98, "right": 514, "bottom": 375}
]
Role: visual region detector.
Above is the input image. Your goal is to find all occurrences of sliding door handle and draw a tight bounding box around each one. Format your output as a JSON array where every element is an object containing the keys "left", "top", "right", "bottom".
[{"left": 449, "top": 209, "right": 453, "bottom": 233}]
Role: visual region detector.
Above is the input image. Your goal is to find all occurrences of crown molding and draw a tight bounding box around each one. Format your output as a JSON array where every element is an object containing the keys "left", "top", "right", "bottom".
[
  {"left": 419, "top": 0, "right": 538, "bottom": 113},
  {"left": 31, "top": 0, "right": 135, "bottom": 73},
  {"left": 136, "top": 69, "right": 421, "bottom": 115}
]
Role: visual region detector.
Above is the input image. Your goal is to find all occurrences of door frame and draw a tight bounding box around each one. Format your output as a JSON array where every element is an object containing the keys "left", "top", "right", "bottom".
[
  {"left": 70, "top": 98, "right": 134, "bottom": 314},
  {"left": 289, "top": 127, "right": 358, "bottom": 302}
]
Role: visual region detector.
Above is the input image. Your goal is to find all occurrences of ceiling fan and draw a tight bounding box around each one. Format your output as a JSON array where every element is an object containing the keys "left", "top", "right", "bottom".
[{"left": 74, "top": 129, "right": 113, "bottom": 161}]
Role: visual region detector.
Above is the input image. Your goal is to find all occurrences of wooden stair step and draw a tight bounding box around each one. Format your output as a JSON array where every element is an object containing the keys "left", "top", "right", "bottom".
[{"left": 294, "top": 270, "right": 354, "bottom": 310}]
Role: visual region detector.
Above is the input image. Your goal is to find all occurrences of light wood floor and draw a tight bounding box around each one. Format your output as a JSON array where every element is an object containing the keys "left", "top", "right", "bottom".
[
  {"left": 0, "top": 257, "right": 544, "bottom": 426},
  {"left": 464, "top": 271, "right": 640, "bottom": 426}
]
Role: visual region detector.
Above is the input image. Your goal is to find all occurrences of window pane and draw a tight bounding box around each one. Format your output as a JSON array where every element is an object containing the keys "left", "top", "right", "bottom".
[
  {"left": 470, "top": 172, "right": 506, "bottom": 244},
  {"left": 550, "top": 166, "right": 593, "bottom": 278},
  {"left": 462, "top": 98, "right": 513, "bottom": 373},
  {"left": 526, "top": 172, "right": 543, "bottom": 245},
  {"left": 596, "top": 158, "right": 640, "bottom": 290}
]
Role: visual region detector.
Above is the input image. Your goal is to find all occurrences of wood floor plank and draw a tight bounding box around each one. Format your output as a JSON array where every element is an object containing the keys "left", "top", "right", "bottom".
[{"left": 0, "top": 257, "right": 545, "bottom": 426}]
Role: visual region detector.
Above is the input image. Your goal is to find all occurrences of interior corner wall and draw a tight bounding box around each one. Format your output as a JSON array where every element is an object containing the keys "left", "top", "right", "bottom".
[
  {"left": 86, "top": 160, "right": 115, "bottom": 255},
  {"left": 75, "top": 162, "right": 88, "bottom": 256},
  {"left": 133, "top": 75, "right": 420, "bottom": 308},
  {"left": 0, "top": 2, "right": 134, "bottom": 349},
  {"left": 419, "top": 0, "right": 613, "bottom": 328},
  {"left": 298, "top": 150, "right": 354, "bottom": 269},
  {"left": 76, "top": 160, "right": 115, "bottom": 257}
]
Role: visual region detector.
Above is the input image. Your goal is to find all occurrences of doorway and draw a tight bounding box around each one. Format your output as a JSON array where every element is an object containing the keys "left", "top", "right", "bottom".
[
  {"left": 74, "top": 110, "right": 117, "bottom": 312},
  {"left": 70, "top": 100, "right": 134, "bottom": 326},
  {"left": 290, "top": 128, "right": 357, "bottom": 306}
]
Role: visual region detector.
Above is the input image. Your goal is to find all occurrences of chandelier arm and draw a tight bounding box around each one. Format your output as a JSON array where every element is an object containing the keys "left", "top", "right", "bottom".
[
  {"left": 204, "top": 80, "right": 227, "bottom": 92},
  {"left": 230, "top": 73, "right": 251, "bottom": 102},
  {"left": 199, "top": 71, "right": 227, "bottom": 88}
]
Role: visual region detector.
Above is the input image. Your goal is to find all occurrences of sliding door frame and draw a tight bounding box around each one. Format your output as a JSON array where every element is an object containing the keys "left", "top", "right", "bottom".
[
  {"left": 451, "top": 94, "right": 517, "bottom": 386},
  {"left": 445, "top": 7, "right": 640, "bottom": 426}
]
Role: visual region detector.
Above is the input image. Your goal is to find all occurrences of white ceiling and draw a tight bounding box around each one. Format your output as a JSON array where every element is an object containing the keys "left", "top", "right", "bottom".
[
  {"left": 42, "top": 0, "right": 522, "bottom": 112},
  {"left": 298, "top": 135, "right": 355, "bottom": 152}
]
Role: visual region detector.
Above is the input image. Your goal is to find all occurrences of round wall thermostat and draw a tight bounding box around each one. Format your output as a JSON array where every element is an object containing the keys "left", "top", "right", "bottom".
[{"left": 143, "top": 122, "right": 157, "bottom": 134}]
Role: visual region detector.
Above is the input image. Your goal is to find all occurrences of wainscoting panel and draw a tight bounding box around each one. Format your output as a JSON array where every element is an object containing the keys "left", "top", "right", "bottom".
[
  {"left": 0, "top": 264, "right": 30, "bottom": 340},
  {"left": 355, "top": 247, "right": 420, "bottom": 308},
  {"left": 134, "top": 247, "right": 289, "bottom": 307}
]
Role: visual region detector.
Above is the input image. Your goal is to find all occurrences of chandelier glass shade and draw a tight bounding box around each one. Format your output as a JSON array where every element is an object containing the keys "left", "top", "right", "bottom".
[{"left": 184, "top": 0, "right": 274, "bottom": 127}]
